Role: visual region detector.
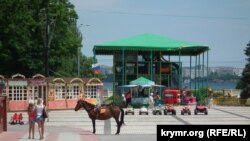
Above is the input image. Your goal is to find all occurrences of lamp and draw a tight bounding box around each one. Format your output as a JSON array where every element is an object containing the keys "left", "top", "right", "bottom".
[
  {"left": 77, "top": 24, "right": 90, "bottom": 76},
  {"left": 116, "top": 66, "right": 123, "bottom": 73}
]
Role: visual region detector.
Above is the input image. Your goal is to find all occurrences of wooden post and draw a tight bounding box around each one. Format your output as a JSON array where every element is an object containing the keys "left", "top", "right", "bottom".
[{"left": 0, "top": 96, "right": 7, "bottom": 132}]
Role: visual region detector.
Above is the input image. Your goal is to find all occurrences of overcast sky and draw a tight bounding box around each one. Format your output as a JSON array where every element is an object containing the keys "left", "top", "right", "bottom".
[{"left": 70, "top": 0, "right": 250, "bottom": 68}]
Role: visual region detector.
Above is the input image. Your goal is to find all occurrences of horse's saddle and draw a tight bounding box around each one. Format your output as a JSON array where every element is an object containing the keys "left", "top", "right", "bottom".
[
  {"left": 100, "top": 108, "right": 107, "bottom": 114},
  {"left": 95, "top": 107, "right": 107, "bottom": 114}
]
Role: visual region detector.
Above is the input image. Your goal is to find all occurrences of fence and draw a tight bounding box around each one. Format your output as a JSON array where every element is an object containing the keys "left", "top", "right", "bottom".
[{"left": 213, "top": 97, "right": 248, "bottom": 106}]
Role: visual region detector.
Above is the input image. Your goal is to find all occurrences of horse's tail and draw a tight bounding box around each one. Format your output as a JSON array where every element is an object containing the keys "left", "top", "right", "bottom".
[{"left": 119, "top": 107, "right": 125, "bottom": 126}]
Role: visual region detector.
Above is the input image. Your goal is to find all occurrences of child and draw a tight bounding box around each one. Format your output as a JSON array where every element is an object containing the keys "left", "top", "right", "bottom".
[
  {"left": 27, "top": 103, "right": 36, "bottom": 139},
  {"left": 10, "top": 113, "right": 18, "bottom": 124}
]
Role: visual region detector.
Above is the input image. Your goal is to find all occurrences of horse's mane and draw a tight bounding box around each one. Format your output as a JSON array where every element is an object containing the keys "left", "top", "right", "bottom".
[
  {"left": 79, "top": 99, "right": 115, "bottom": 109},
  {"left": 80, "top": 100, "right": 96, "bottom": 108}
]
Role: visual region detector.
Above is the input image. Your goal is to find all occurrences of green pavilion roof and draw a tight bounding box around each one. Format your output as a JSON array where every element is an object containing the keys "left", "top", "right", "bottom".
[
  {"left": 130, "top": 77, "right": 155, "bottom": 86},
  {"left": 93, "top": 33, "right": 209, "bottom": 55}
]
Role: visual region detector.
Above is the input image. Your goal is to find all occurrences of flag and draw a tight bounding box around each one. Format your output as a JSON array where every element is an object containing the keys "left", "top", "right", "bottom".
[{"left": 91, "top": 63, "right": 101, "bottom": 74}]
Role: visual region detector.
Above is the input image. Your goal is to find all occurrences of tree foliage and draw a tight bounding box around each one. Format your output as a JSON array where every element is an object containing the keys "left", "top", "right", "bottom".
[
  {"left": 236, "top": 41, "right": 250, "bottom": 99},
  {"left": 0, "top": 0, "right": 103, "bottom": 79}
]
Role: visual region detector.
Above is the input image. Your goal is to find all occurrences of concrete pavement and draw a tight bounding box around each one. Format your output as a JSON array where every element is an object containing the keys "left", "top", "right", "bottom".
[
  {"left": 0, "top": 130, "right": 98, "bottom": 141},
  {"left": 0, "top": 125, "right": 99, "bottom": 141},
  {"left": 1, "top": 105, "right": 250, "bottom": 141}
]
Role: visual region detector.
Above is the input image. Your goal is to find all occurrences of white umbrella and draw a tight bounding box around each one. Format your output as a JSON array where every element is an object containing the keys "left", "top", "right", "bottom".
[{"left": 119, "top": 85, "right": 138, "bottom": 88}]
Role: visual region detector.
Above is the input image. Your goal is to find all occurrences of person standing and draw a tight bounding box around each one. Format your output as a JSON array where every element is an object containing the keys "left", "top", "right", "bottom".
[
  {"left": 208, "top": 88, "right": 213, "bottom": 108},
  {"left": 27, "top": 103, "right": 36, "bottom": 139},
  {"left": 153, "top": 93, "right": 159, "bottom": 106},
  {"left": 125, "top": 91, "right": 132, "bottom": 107},
  {"left": 122, "top": 93, "right": 126, "bottom": 108},
  {"left": 36, "top": 98, "right": 46, "bottom": 140},
  {"left": 149, "top": 93, "right": 154, "bottom": 109}
]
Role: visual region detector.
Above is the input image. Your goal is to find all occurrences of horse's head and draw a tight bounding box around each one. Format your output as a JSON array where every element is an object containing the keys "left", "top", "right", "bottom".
[
  {"left": 75, "top": 98, "right": 97, "bottom": 112},
  {"left": 75, "top": 99, "right": 84, "bottom": 111}
]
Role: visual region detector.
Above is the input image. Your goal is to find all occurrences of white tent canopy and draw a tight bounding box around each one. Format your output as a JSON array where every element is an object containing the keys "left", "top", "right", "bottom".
[{"left": 129, "top": 77, "right": 155, "bottom": 86}]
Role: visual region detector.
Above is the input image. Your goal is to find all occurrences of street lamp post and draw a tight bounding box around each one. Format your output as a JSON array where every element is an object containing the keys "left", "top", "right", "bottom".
[
  {"left": 77, "top": 24, "right": 83, "bottom": 77},
  {"left": 45, "top": 0, "right": 50, "bottom": 77},
  {"left": 0, "top": 80, "right": 6, "bottom": 132},
  {"left": 77, "top": 45, "right": 82, "bottom": 77},
  {"left": 77, "top": 24, "right": 90, "bottom": 77}
]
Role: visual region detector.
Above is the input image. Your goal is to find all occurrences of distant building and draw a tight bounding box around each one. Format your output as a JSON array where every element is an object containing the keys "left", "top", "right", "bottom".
[
  {"left": 0, "top": 73, "right": 103, "bottom": 111},
  {"left": 233, "top": 68, "right": 243, "bottom": 76},
  {"left": 210, "top": 66, "right": 243, "bottom": 76},
  {"left": 183, "top": 66, "right": 243, "bottom": 78},
  {"left": 100, "top": 65, "right": 113, "bottom": 75},
  {"left": 182, "top": 65, "right": 208, "bottom": 79}
]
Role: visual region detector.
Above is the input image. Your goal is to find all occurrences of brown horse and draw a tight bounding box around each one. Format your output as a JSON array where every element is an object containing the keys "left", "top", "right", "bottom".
[{"left": 74, "top": 99, "right": 124, "bottom": 135}]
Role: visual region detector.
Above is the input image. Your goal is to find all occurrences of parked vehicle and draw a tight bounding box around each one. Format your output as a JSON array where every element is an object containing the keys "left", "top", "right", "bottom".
[
  {"left": 125, "top": 105, "right": 135, "bottom": 115},
  {"left": 139, "top": 106, "right": 149, "bottom": 115},
  {"left": 163, "top": 105, "right": 176, "bottom": 115},
  {"left": 194, "top": 103, "right": 208, "bottom": 115},
  {"left": 181, "top": 106, "right": 191, "bottom": 115},
  {"left": 163, "top": 89, "right": 180, "bottom": 105},
  {"left": 152, "top": 106, "right": 162, "bottom": 115}
]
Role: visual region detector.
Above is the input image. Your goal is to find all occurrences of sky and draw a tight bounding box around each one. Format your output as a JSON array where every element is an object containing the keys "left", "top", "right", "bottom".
[{"left": 70, "top": 0, "right": 250, "bottom": 68}]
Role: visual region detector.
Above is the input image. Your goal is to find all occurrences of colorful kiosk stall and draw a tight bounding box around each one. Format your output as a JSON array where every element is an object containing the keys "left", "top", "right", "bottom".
[{"left": 0, "top": 73, "right": 103, "bottom": 111}]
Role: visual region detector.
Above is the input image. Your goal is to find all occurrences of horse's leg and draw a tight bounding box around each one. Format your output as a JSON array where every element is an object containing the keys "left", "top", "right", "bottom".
[
  {"left": 92, "top": 119, "right": 96, "bottom": 134},
  {"left": 109, "top": 106, "right": 122, "bottom": 135},
  {"left": 119, "top": 107, "right": 125, "bottom": 126},
  {"left": 114, "top": 117, "right": 120, "bottom": 135}
]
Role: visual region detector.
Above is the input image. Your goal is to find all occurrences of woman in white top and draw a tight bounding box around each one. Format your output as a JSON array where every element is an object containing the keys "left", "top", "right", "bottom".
[{"left": 36, "top": 98, "right": 46, "bottom": 140}]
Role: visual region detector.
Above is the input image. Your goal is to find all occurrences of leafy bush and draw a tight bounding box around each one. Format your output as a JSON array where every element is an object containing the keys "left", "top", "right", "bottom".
[
  {"left": 192, "top": 87, "right": 208, "bottom": 103},
  {"left": 103, "top": 95, "right": 123, "bottom": 106}
]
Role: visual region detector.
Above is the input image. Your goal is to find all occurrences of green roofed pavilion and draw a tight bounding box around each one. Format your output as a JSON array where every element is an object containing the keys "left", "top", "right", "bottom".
[
  {"left": 93, "top": 33, "right": 210, "bottom": 104},
  {"left": 94, "top": 33, "right": 209, "bottom": 55}
]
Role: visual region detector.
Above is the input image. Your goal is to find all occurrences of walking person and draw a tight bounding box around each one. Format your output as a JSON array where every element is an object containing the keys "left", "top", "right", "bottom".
[
  {"left": 27, "top": 103, "right": 36, "bottom": 139},
  {"left": 35, "top": 98, "right": 47, "bottom": 140}
]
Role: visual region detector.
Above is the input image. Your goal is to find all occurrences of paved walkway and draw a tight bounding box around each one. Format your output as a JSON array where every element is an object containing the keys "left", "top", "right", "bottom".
[
  {"left": 0, "top": 129, "right": 99, "bottom": 141},
  {"left": 1, "top": 105, "right": 250, "bottom": 140}
]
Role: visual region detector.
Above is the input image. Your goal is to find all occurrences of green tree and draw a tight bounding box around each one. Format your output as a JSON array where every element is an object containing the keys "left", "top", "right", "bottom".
[
  {"left": 0, "top": 0, "right": 85, "bottom": 77},
  {"left": 236, "top": 41, "right": 250, "bottom": 99},
  {"left": 0, "top": 0, "right": 42, "bottom": 77}
]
